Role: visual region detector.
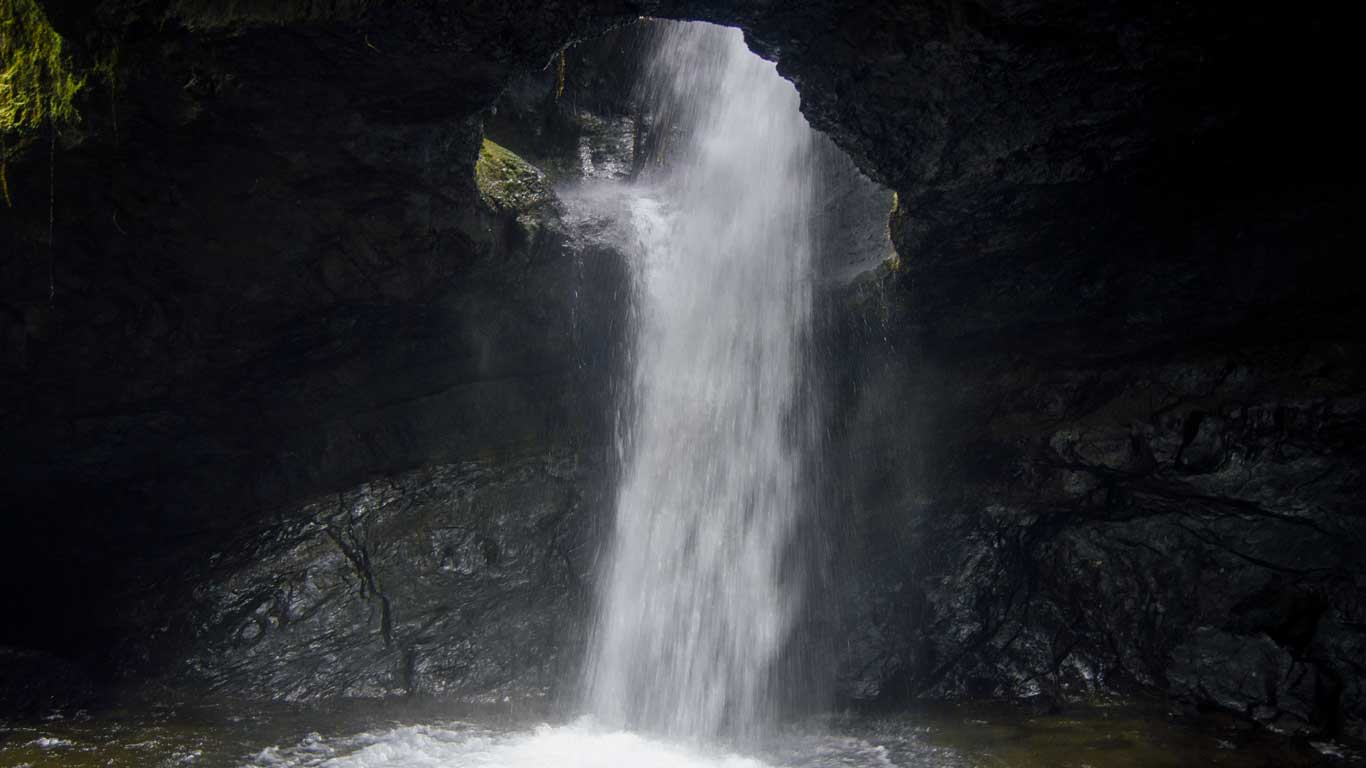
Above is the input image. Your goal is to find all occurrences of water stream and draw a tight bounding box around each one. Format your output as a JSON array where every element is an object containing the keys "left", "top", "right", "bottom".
[{"left": 581, "top": 20, "right": 817, "bottom": 744}]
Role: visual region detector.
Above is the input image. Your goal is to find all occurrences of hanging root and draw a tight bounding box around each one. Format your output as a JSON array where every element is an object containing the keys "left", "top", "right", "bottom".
[
  {"left": 556, "top": 49, "right": 567, "bottom": 101},
  {"left": 47, "top": 121, "right": 54, "bottom": 303}
]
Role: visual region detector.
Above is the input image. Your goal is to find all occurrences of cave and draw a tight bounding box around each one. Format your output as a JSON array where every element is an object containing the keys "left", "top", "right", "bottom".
[{"left": 1, "top": 1, "right": 1363, "bottom": 765}]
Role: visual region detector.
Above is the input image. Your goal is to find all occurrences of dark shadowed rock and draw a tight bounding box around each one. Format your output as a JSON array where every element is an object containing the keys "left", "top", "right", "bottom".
[
  {"left": 0, "top": 648, "right": 97, "bottom": 716},
  {"left": 1169, "top": 628, "right": 1318, "bottom": 734},
  {"left": 824, "top": 295, "right": 1366, "bottom": 737},
  {"left": 162, "top": 450, "right": 603, "bottom": 703}
]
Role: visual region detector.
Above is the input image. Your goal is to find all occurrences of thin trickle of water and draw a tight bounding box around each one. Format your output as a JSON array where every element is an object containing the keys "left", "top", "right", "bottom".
[{"left": 582, "top": 21, "right": 819, "bottom": 742}]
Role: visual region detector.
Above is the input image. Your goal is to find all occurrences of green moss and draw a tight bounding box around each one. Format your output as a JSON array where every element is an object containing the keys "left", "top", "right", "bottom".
[
  {"left": 475, "top": 137, "right": 549, "bottom": 213},
  {"left": 0, "top": 0, "right": 84, "bottom": 136},
  {"left": 91, "top": 44, "right": 119, "bottom": 90}
]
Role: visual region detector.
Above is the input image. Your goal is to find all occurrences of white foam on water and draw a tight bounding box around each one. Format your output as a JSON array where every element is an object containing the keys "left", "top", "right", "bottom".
[{"left": 244, "top": 721, "right": 777, "bottom": 768}]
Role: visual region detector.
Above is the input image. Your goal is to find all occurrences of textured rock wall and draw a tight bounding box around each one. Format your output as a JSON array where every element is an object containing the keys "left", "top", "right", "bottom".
[
  {"left": 824, "top": 282, "right": 1366, "bottom": 738},
  {"left": 161, "top": 450, "right": 604, "bottom": 702},
  {"left": 730, "top": 0, "right": 1365, "bottom": 741},
  {"left": 1, "top": 4, "right": 631, "bottom": 698}
]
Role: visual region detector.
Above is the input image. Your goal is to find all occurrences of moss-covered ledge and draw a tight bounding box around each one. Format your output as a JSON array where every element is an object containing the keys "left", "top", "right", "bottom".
[{"left": 475, "top": 138, "right": 553, "bottom": 214}]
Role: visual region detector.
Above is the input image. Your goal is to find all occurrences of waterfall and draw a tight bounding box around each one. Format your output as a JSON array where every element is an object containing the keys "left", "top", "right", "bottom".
[{"left": 583, "top": 21, "right": 819, "bottom": 742}]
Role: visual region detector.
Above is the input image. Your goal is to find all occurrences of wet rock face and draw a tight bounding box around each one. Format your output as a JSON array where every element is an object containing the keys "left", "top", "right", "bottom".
[
  {"left": 826, "top": 294, "right": 1366, "bottom": 737},
  {"left": 165, "top": 451, "right": 603, "bottom": 702},
  {"left": 1, "top": 4, "right": 630, "bottom": 682}
]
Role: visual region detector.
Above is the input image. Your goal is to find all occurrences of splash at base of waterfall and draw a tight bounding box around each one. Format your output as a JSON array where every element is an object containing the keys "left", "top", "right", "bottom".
[
  {"left": 248, "top": 721, "right": 768, "bottom": 768},
  {"left": 1, "top": 699, "right": 1328, "bottom": 767},
  {"left": 245, "top": 718, "right": 900, "bottom": 768}
]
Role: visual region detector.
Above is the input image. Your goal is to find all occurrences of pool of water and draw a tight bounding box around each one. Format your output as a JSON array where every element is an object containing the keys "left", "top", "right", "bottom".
[{"left": 1, "top": 700, "right": 1358, "bottom": 767}]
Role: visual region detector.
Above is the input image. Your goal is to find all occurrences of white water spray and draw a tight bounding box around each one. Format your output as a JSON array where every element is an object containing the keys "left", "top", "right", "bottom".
[{"left": 583, "top": 21, "right": 819, "bottom": 741}]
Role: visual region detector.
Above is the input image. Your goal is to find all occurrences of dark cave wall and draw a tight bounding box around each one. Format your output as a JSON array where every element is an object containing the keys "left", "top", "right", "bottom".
[
  {"left": 797, "top": 4, "right": 1366, "bottom": 740},
  {"left": 1, "top": 0, "right": 1362, "bottom": 738},
  {"left": 0, "top": 4, "right": 632, "bottom": 699},
  {"left": 825, "top": 293, "right": 1366, "bottom": 736}
]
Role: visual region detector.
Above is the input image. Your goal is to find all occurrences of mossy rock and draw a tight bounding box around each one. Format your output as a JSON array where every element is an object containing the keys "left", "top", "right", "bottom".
[
  {"left": 1, "top": 0, "right": 84, "bottom": 138},
  {"left": 475, "top": 138, "right": 554, "bottom": 215}
]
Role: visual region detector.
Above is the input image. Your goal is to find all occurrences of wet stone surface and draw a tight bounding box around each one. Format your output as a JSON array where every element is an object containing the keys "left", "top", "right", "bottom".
[{"left": 158, "top": 449, "right": 609, "bottom": 703}]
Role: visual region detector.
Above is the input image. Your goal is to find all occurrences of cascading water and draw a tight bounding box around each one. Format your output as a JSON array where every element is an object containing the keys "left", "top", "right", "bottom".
[
  {"left": 239, "top": 20, "right": 873, "bottom": 768},
  {"left": 583, "top": 21, "right": 819, "bottom": 742}
]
